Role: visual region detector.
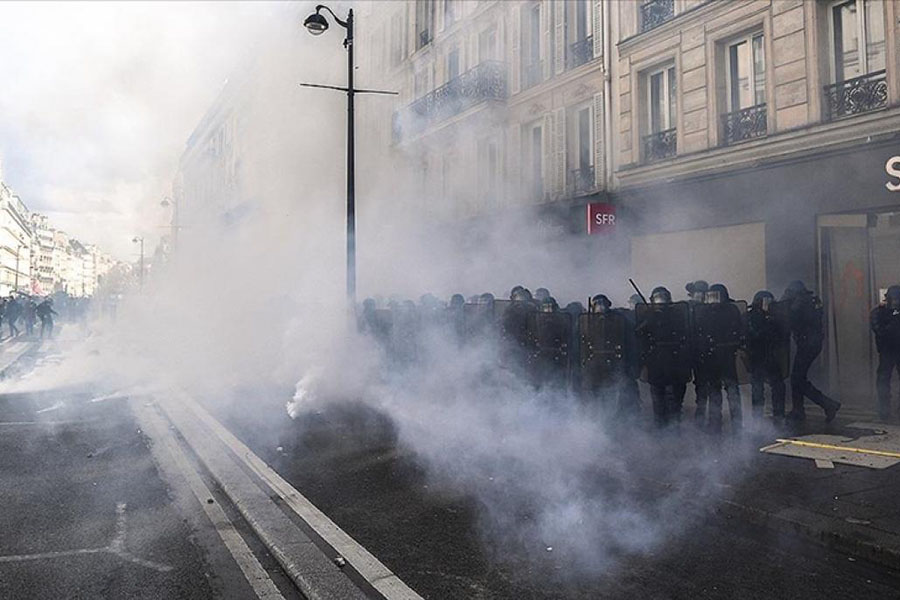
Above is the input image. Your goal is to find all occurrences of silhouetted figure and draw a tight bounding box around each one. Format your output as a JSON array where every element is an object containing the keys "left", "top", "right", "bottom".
[
  {"left": 5, "top": 295, "right": 21, "bottom": 338},
  {"left": 748, "top": 290, "right": 788, "bottom": 420},
  {"left": 22, "top": 299, "right": 36, "bottom": 336},
  {"left": 782, "top": 281, "right": 840, "bottom": 423},
  {"left": 872, "top": 285, "right": 900, "bottom": 421},
  {"left": 36, "top": 298, "right": 58, "bottom": 339}
]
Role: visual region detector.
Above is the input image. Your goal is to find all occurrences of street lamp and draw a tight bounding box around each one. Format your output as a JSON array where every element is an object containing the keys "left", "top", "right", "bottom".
[
  {"left": 303, "top": 4, "right": 357, "bottom": 310},
  {"left": 132, "top": 236, "right": 144, "bottom": 289}
]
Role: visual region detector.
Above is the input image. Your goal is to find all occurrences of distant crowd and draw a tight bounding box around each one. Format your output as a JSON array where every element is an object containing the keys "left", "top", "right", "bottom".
[
  {"left": 357, "top": 281, "right": 900, "bottom": 430},
  {"left": 0, "top": 292, "right": 94, "bottom": 341}
]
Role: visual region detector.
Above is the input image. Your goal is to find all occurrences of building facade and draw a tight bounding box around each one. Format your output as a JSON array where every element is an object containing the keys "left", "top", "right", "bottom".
[
  {"left": 0, "top": 183, "right": 32, "bottom": 296},
  {"left": 608, "top": 0, "right": 900, "bottom": 411}
]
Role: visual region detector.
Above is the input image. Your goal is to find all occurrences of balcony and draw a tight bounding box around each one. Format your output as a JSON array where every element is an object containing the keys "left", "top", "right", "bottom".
[
  {"left": 567, "top": 165, "right": 595, "bottom": 196},
  {"left": 640, "top": 0, "right": 675, "bottom": 33},
  {"left": 567, "top": 36, "right": 594, "bottom": 71},
  {"left": 824, "top": 70, "right": 888, "bottom": 121},
  {"left": 642, "top": 128, "right": 677, "bottom": 162},
  {"left": 722, "top": 103, "right": 767, "bottom": 145},
  {"left": 522, "top": 61, "right": 543, "bottom": 90},
  {"left": 393, "top": 61, "right": 507, "bottom": 143}
]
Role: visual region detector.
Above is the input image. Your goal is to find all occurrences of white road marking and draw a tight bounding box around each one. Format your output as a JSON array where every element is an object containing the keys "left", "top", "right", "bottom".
[
  {"left": 35, "top": 401, "right": 65, "bottom": 414},
  {"left": 135, "top": 401, "right": 285, "bottom": 600},
  {"left": 0, "top": 503, "right": 172, "bottom": 573},
  {"left": 0, "top": 419, "right": 101, "bottom": 426}
]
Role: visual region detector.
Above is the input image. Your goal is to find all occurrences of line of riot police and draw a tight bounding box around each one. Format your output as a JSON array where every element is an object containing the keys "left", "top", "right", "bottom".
[{"left": 357, "top": 278, "right": 843, "bottom": 432}]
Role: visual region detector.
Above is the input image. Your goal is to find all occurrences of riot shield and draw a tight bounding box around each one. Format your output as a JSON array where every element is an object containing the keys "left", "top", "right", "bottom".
[
  {"left": 463, "top": 302, "right": 495, "bottom": 341},
  {"left": 578, "top": 312, "right": 626, "bottom": 392},
  {"left": 693, "top": 300, "right": 749, "bottom": 384},
  {"left": 390, "top": 306, "right": 420, "bottom": 363},
  {"left": 493, "top": 300, "right": 512, "bottom": 325},
  {"left": 635, "top": 302, "right": 692, "bottom": 384},
  {"left": 768, "top": 300, "right": 792, "bottom": 379},
  {"left": 370, "top": 308, "right": 393, "bottom": 350},
  {"left": 531, "top": 311, "right": 573, "bottom": 387}
]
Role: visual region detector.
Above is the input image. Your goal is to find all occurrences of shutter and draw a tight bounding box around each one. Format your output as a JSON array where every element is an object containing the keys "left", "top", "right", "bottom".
[
  {"left": 593, "top": 0, "right": 603, "bottom": 59},
  {"left": 510, "top": 6, "right": 521, "bottom": 94},
  {"left": 554, "top": 1, "right": 566, "bottom": 75},
  {"left": 593, "top": 93, "right": 604, "bottom": 190},
  {"left": 509, "top": 124, "right": 521, "bottom": 203},
  {"left": 437, "top": 0, "right": 445, "bottom": 32},
  {"left": 554, "top": 107, "right": 566, "bottom": 198},
  {"left": 542, "top": 113, "right": 553, "bottom": 199},
  {"left": 541, "top": 2, "right": 552, "bottom": 81}
]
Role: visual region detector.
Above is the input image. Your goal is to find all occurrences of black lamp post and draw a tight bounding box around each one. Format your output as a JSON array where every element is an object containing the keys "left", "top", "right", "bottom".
[{"left": 304, "top": 5, "right": 357, "bottom": 309}]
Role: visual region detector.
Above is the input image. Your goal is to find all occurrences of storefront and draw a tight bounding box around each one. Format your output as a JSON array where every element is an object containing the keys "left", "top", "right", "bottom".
[{"left": 614, "top": 136, "right": 900, "bottom": 413}]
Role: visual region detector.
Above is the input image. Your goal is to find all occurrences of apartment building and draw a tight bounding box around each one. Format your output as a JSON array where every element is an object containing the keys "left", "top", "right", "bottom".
[
  {"left": 359, "top": 0, "right": 612, "bottom": 244},
  {"left": 610, "top": 0, "right": 900, "bottom": 409}
]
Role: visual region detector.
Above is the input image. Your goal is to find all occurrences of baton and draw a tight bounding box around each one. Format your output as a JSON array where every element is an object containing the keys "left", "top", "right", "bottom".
[{"left": 629, "top": 278, "right": 648, "bottom": 304}]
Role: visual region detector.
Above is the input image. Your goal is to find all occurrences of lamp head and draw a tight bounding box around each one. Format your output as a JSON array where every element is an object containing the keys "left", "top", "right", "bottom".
[{"left": 304, "top": 11, "right": 329, "bottom": 35}]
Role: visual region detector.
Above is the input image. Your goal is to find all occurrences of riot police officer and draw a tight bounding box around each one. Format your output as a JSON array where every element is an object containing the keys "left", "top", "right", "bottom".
[
  {"left": 871, "top": 285, "right": 900, "bottom": 420},
  {"left": 698, "top": 284, "right": 744, "bottom": 433},
  {"left": 501, "top": 287, "right": 538, "bottom": 377},
  {"left": 636, "top": 286, "right": 691, "bottom": 428},
  {"left": 782, "top": 281, "right": 841, "bottom": 423},
  {"left": 686, "top": 280, "right": 710, "bottom": 426},
  {"left": 535, "top": 288, "right": 551, "bottom": 303},
  {"left": 748, "top": 291, "right": 788, "bottom": 419}
]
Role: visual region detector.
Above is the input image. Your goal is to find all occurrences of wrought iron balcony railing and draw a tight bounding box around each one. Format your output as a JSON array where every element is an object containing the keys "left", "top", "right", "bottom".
[
  {"left": 722, "top": 103, "right": 767, "bottom": 145},
  {"left": 642, "top": 127, "right": 677, "bottom": 162},
  {"left": 823, "top": 70, "right": 888, "bottom": 121},
  {"left": 417, "top": 29, "right": 432, "bottom": 50},
  {"left": 393, "top": 61, "right": 508, "bottom": 143},
  {"left": 640, "top": 0, "right": 675, "bottom": 33},
  {"left": 567, "top": 36, "right": 594, "bottom": 70},
  {"left": 523, "top": 61, "right": 543, "bottom": 90},
  {"left": 567, "top": 165, "right": 595, "bottom": 196}
]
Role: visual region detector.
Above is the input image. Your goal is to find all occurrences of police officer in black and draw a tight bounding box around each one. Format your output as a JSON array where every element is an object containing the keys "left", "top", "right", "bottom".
[
  {"left": 748, "top": 290, "right": 787, "bottom": 419},
  {"left": 783, "top": 281, "right": 841, "bottom": 423},
  {"left": 698, "top": 284, "right": 744, "bottom": 433},
  {"left": 686, "top": 280, "right": 709, "bottom": 426},
  {"left": 871, "top": 285, "right": 900, "bottom": 420},
  {"left": 637, "top": 286, "right": 690, "bottom": 428}
]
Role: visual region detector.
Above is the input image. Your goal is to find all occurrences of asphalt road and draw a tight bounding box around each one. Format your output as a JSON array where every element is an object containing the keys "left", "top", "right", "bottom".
[
  {"left": 0, "top": 349, "right": 301, "bottom": 600},
  {"left": 210, "top": 387, "right": 900, "bottom": 600}
]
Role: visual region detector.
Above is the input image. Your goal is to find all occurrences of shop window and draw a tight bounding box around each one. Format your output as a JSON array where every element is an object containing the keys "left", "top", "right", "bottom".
[
  {"left": 824, "top": 0, "right": 887, "bottom": 120},
  {"left": 722, "top": 32, "right": 767, "bottom": 145}
]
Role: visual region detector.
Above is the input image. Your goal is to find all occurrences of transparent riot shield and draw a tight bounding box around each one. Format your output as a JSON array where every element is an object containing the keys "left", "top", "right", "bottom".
[
  {"left": 635, "top": 302, "right": 692, "bottom": 384},
  {"left": 371, "top": 308, "right": 394, "bottom": 350},
  {"left": 463, "top": 302, "right": 495, "bottom": 341},
  {"left": 578, "top": 312, "right": 626, "bottom": 393},
  {"left": 768, "top": 300, "right": 792, "bottom": 379},
  {"left": 693, "top": 300, "right": 749, "bottom": 384},
  {"left": 390, "top": 306, "right": 421, "bottom": 364},
  {"left": 493, "top": 299, "right": 512, "bottom": 326},
  {"left": 531, "top": 311, "right": 573, "bottom": 387}
]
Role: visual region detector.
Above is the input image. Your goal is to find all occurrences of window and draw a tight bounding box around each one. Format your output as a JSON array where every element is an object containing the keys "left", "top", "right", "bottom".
[
  {"left": 643, "top": 65, "right": 677, "bottom": 161},
  {"left": 648, "top": 66, "right": 676, "bottom": 133},
  {"left": 522, "top": 121, "right": 544, "bottom": 198},
  {"left": 640, "top": 0, "right": 675, "bottom": 34},
  {"left": 566, "top": 1, "right": 594, "bottom": 70},
  {"left": 727, "top": 33, "right": 765, "bottom": 112},
  {"left": 444, "top": 0, "right": 458, "bottom": 27},
  {"left": 478, "top": 27, "right": 497, "bottom": 63},
  {"left": 416, "top": 0, "right": 434, "bottom": 49},
  {"left": 722, "top": 33, "right": 767, "bottom": 144},
  {"left": 522, "top": 4, "right": 542, "bottom": 89},
  {"left": 447, "top": 48, "right": 460, "bottom": 81},
  {"left": 824, "top": 0, "right": 888, "bottom": 119},
  {"left": 477, "top": 137, "right": 500, "bottom": 206},
  {"left": 567, "top": 105, "right": 594, "bottom": 195}
]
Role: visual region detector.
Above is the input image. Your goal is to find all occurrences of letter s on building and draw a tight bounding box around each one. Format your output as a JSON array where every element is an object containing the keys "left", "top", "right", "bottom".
[{"left": 887, "top": 156, "right": 900, "bottom": 192}]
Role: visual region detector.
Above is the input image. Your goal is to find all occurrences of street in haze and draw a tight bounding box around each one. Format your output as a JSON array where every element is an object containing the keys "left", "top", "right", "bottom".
[{"left": 2, "top": 1, "right": 900, "bottom": 599}]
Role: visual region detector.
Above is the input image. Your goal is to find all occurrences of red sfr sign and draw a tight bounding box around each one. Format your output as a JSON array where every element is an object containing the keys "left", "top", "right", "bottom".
[{"left": 586, "top": 202, "right": 616, "bottom": 235}]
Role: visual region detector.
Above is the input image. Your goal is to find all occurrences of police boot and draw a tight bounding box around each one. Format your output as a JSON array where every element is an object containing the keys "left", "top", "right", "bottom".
[{"left": 824, "top": 397, "right": 841, "bottom": 424}]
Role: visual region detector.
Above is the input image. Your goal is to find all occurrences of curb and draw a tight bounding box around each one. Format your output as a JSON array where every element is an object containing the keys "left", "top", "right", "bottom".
[
  {"left": 713, "top": 497, "right": 900, "bottom": 571},
  {"left": 156, "top": 391, "right": 423, "bottom": 600},
  {"left": 0, "top": 340, "right": 41, "bottom": 378}
]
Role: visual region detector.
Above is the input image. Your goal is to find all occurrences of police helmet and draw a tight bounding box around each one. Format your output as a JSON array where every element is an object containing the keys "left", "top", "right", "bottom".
[
  {"left": 628, "top": 294, "right": 643, "bottom": 309},
  {"left": 449, "top": 293, "right": 466, "bottom": 308},
  {"left": 509, "top": 285, "right": 524, "bottom": 300},
  {"left": 752, "top": 290, "right": 775, "bottom": 311},
  {"left": 362, "top": 298, "right": 377, "bottom": 311},
  {"left": 886, "top": 285, "right": 900, "bottom": 309},
  {"left": 477, "top": 292, "right": 495, "bottom": 306},
  {"left": 539, "top": 297, "right": 559, "bottom": 313},
  {"left": 589, "top": 294, "right": 612, "bottom": 314},
  {"left": 783, "top": 280, "right": 809, "bottom": 301},
  {"left": 706, "top": 283, "right": 729, "bottom": 304},
  {"left": 650, "top": 286, "right": 672, "bottom": 304},
  {"left": 564, "top": 301, "right": 585, "bottom": 315},
  {"left": 511, "top": 288, "right": 532, "bottom": 303},
  {"left": 534, "top": 287, "right": 551, "bottom": 302}
]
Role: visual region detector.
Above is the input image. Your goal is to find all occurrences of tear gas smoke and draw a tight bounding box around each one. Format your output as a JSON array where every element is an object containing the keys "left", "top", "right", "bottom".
[{"left": 0, "top": 0, "right": 780, "bottom": 583}]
